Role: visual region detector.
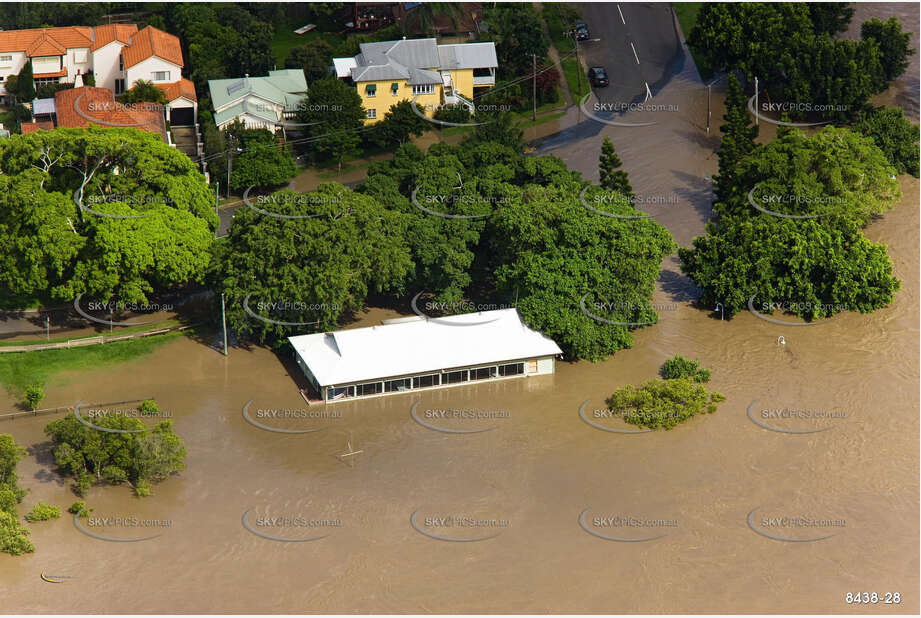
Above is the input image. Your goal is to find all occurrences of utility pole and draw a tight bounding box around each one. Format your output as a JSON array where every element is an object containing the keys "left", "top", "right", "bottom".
[
  {"left": 573, "top": 32, "right": 583, "bottom": 124},
  {"left": 226, "top": 148, "right": 232, "bottom": 199},
  {"left": 532, "top": 53, "right": 537, "bottom": 121},
  {"left": 214, "top": 181, "right": 219, "bottom": 239},
  {"left": 220, "top": 292, "right": 228, "bottom": 356},
  {"left": 754, "top": 76, "right": 759, "bottom": 125}
]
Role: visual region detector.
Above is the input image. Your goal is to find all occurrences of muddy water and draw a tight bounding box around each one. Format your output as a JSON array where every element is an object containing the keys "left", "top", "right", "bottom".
[
  {"left": 0, "top": 177, "right": 916, "bottom": 614},
  {"left": 2, "top": 8, "right": 919, "bottom": 611}
]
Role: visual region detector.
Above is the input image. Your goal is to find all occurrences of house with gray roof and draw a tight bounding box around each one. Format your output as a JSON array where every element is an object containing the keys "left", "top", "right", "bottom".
[
  {"left": 208, "top": 69, "right": 307, "bottom": 130},
  {"left": 332, "top": 37, "right": 497, "bottom": 122}
]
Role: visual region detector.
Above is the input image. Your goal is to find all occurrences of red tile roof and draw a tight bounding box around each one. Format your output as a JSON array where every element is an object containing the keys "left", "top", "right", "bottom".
[
  {"left": 91, "top": 24, "right": 138, "bottom": 51},
  {"left": 21, "top": 120, "right": 55, "bottom": 134},
  {"left": 0, "top": 27, "right": 93, "bottom": 54},
  {"left": 26, "top": 33, "right": 66, "bottom": 57},
  {"left": 154, "top": 78, "right": 197, "bottom": 103},
  {"left": 34, "top": 68, "right": 68, "bottom": 79},
  {"left": 122, "top": 26, "right": 184, "bottom": 69},
  {"left": 0, "top": 24, "right": 184, "bottom": 69},
  {"left": 54, "top": 86, "right": 167, "bottom": 141}
]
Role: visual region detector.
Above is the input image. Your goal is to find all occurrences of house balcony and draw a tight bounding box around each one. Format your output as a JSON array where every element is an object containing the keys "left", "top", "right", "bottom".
[{"left": 473, "top": 67, "right": 496, "bottom": 87}]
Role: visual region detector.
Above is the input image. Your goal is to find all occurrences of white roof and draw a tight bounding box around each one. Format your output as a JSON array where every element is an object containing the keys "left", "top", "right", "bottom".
[
  {"left": 289, "top": 308, "right": 562, "bottom": 387},
  {"left": 333, "top": 57, "right": 357, "bottom": 78}
]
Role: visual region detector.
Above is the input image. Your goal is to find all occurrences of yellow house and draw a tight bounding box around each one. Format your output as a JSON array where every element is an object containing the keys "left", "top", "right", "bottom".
[{"left": 332, "top": 38, "right": 497, "bottom": 123}]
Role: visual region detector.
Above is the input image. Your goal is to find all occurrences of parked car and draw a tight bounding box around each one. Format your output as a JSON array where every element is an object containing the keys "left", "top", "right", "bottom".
[
  {"left": 575, "top": 23, "right": 590, "bottom": 41},
  {"left": 589, "top": 66, "right": 609, "bottom": 88}
]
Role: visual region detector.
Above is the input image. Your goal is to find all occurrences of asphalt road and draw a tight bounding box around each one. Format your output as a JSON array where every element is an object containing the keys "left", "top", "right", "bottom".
[{"left": 579, "top": 2, "right": 684, "bottom": 109}]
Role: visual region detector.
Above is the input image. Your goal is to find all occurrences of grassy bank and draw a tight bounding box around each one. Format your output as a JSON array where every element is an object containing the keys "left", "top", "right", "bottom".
[
  {"left": 0, "top": 331, "right": 184, "bottom": 395},
  {"left": 673, "top": 2, "right": 713, "bottom": 80}
]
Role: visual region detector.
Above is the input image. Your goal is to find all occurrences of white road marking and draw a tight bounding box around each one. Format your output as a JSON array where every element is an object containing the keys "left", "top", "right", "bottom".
[
  {"left": 630, "top": 42, "right": 640, "bottom": 64},
  {"left": 617, "top": 4, "right": 626, "bottom": 24}
]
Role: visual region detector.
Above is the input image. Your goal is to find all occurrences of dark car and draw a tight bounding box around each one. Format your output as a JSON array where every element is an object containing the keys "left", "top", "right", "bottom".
[
  {"left": 589, "top": 66, "right": 609, "bottom": 88},
  {"left": 575, "top": 23, "right": 590, "bottom": 41}
]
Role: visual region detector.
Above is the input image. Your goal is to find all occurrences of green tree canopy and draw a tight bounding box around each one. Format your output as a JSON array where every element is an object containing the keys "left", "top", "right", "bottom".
[
  {"left": 44, "top": 413, "right": 186, "bottom": 497},
  {"left": 605, "top": 378, "right": 725, "bottom": 430},
  {"left": 722, "top": 126, "right": 900, "bottom": 225},
  {"left": 598, "top": 136, "right": 632, "bottom": 197},
  {"left": 119, "top": 79, "right": 168, "bottom": 105},
  {"left": 296, "top": 77, "right": 365, "bottom": 170},
  {"left": 228, "top": 127, "right": 297, "bottom": 191},
  {"left": 285, "top": 39, "right": 335, "bottom": 82},
  {"left": 0, "top": 127, "right": 216, "bottom": 305},
  {"left": 679, "top": 215, "right": 900, "bottom": 319},
  {"left": 212, "top": 183, "right": 413, "bottom": 344},
  {"left": 852, "top": 106, "right": 921, "bottom": 177}
]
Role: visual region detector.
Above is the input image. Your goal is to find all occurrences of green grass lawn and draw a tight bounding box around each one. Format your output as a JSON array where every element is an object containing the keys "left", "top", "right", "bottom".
[
  {"left": 0, "top": 331, "right": 184, "bottom": 395},
  {"left": 270, "top": 20, "right": 345, "bottom": 67},
  {"left": 673, "top": 2, "right": 713, "bottom": 80},
  {"left": 560, "top": 55, "right": 588, "bottom": 101}
]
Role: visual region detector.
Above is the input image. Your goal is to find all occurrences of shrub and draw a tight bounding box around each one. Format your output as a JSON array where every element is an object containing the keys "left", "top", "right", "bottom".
[
  {"left": 434, "top": 105, "right": 472, "bottom": 125},
  {"left": 24, "top": 386, "right": 44, "bottom": 410},
  {"left": 661, "top": 355, "right": 711, "bottom": 383},
  {"left": 25, "top": 501, "right": 61, "bottom": 522},
  {"left": 68, "top": 501, "right": 90, "bottom": 518},
  {"left": 605, "top": 378, "right": 725, "bottom": 430},
  {"left": 138, "top": 399, "right": 160, "bottom": 416}
]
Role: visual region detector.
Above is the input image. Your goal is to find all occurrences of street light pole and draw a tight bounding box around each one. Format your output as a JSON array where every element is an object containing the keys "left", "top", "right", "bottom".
[{"left": 221, "top": 292, "right": 228, "bottom": 356}]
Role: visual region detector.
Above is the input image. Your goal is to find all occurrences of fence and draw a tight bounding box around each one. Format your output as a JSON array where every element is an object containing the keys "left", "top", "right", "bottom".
[
  {"left": 0, "top": 397, "right": 152, "bottom": 422},
  {"left": 0, "top": 323, "right": 199, "bottom": 354}
]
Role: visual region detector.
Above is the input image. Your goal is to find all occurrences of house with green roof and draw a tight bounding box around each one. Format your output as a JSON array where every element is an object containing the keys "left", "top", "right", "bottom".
[{"left": 207, "top": 69, "right": 307, "bottom": 130}]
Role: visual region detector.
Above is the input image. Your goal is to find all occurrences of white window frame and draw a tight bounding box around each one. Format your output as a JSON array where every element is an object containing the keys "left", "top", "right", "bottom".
[
  {"left": 366, "top": 109, "right": 376, "bottom": 119},
  {"left": 152, "top": 71, "right": 170, "bottom": 81},
  {"left": 411, "top": 84, "right": 434, "bottom": 95}
]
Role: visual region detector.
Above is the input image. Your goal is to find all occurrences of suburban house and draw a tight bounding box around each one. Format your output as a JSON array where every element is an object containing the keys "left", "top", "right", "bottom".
[
  {"left": 0, "top": 24, "right": 197, "bottom": 126},
  {"left": 288, "top": 308, "right": 562, "bottom": 403},
  {"left": 207, "top": 69, "right": 308, "bottom": 130},
  {"left": 22, "top": 86, "right": 167, "bottom": 141},
  {"left": 332, "top": 37, "right": 497, "bottom": 122}
]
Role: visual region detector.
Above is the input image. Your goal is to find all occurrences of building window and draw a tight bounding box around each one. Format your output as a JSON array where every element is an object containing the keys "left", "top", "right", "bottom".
[
  {"left": 411, "top": 84, "right": 434, "bottom": 95},
  {"left": 114, "top": 79, "right": 125, "bottom": 94},
  {"left": 327, "top": 386, "right": 355, "bottom": 400},
  {"left": 73, "top": 49, "right": 87, "bottom": 63},
  {"left": 356, "top": 382, "right": 383, "bottom": 397},
  {"left": 365, "top": 84, "right": 376, "bottom": 97},
  {"left": 498, "top": 363, "right": 524, "bottom": 377},
  {"left": 152, "top": 71, "right": 170, "bottom": 81},
  {"left": 470, "top": 367, "right": 497, "bottom": 381},
  {"left": 391, "top": 83, "right": 399, "bottom": 95},
  {"left": 0, "top": 55, "right": 11, "bottom": 67},
  {"left": 384, "top": 378, "right": 411, "bottom": 392},
  {"left": 528, "top": 360, "right": 539, "bottom": 373},
  {"left": 412, "top": 374, "right": 440, "bottom": 389},
  {"left": 366, "top": 109, "right": 376, "bottom": 119},
  {"left": 443, "top": 370, "right": 468, "bottom": 384},
  {"left": 118, "top": 54, "right": 123, "bottom": 71}
]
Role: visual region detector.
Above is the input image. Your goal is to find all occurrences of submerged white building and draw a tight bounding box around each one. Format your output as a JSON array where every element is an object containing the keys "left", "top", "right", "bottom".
[{"left": 289, "top": 309, "right": 563, "bottom": 403}]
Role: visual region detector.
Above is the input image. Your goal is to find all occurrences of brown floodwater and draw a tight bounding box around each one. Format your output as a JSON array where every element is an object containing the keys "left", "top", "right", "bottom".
[
  {"left": 1, "top": 6, "right": 918, "bottom": 610},
  {"left": 1, "top": 172, "right": 916, "bottom": 612}
]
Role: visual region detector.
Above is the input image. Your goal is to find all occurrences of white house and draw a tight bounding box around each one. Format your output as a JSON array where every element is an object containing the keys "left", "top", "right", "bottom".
[
  {"left": 208, "top": 70, "right": 307, "bottom": 130},
  {"left": 289, "top": 308, "right": 563, "bottom": 403},
  {"left": 0, "top": 24, "right": 196, "bottom": 126}
]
